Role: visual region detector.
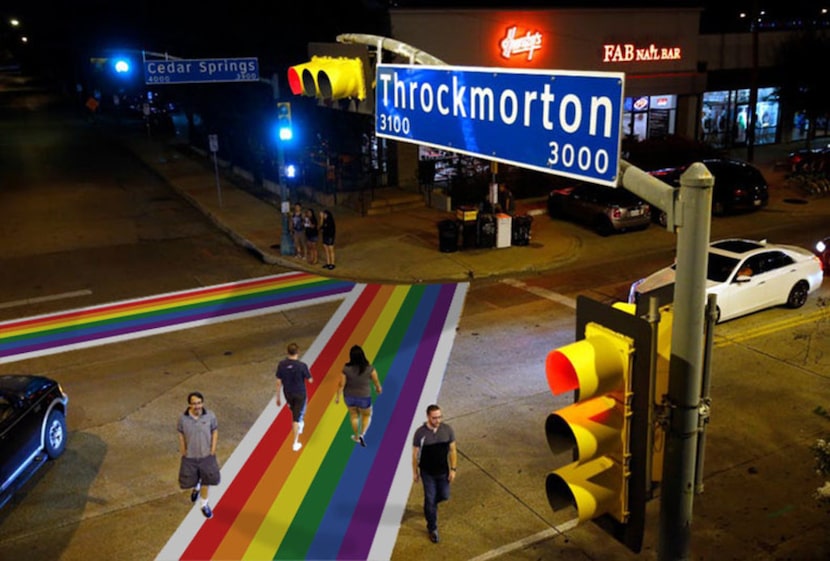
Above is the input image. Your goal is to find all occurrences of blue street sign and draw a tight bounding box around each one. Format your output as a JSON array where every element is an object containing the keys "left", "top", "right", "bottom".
[
  {"left": 375, "top": 64, "right": 625, "bottom": 186},
  {"left": 144, "top": 57, "right": 259, "bottom": 85}
]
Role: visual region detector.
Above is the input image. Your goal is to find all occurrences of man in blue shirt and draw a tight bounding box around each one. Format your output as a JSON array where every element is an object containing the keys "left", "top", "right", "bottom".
[{"left": 275, "top": 342, "right": 314, "bottom": 451}]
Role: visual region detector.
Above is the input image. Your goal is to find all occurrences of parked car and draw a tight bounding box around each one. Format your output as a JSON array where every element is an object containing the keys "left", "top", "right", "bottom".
[
  {"left": 648, "top": 158, "right": 769, "bottom": 225},
  {"left": 547, "top": 181, "right": 651, "bottom": 236},
  {"left": 0, "top": 375, "right": 68, "bottom": 509},
  {"left": 628, "top": 238, "right": 824, "bottom": 323}
]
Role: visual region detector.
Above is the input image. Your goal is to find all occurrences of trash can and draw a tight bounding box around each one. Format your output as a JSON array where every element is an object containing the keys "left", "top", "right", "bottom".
[
  {"left": 477, "top": 213, "right": 496, "bottom": 248},
  {"left": 511, "top": 215, "right": 533, "bottom": 246},
  {"left": 438, "top": 219, "right": 459, "bottom": 253},
  {"left": 460, "top": 219, "right": 478, "bottom": 249},
  {"left": 456, "top": 206, "right": 478, "bottom": 250}
]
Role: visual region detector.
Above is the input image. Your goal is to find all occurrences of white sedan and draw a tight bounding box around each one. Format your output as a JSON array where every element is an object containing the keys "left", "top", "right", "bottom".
[{"left": 629, "top": 239, "right": 824, "bottom": 323}]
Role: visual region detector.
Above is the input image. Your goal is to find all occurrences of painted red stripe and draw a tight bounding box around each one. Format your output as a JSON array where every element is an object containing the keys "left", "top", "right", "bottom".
[
  {"left": 179, "top": 284, "right": 383, "bottom": 560},
  {"left": 0, "top": 273, "right": 310, "bottom": 331}
]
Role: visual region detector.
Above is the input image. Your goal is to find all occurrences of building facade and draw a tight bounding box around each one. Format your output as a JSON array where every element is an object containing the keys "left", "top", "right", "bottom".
[{"left": 386, "top": 7, "right": 819, "bottom": 191}]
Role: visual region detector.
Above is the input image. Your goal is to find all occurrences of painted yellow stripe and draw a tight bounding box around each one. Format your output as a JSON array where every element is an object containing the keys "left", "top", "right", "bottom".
[
  {"left": 714, "top": 305, "right": 829, "bottom": 348},
  {"left": 0, "top": 275, "right": 318, "bottom": 337},
  {"left": 240, "top": 285, "right": 407, "bottom": 560}
]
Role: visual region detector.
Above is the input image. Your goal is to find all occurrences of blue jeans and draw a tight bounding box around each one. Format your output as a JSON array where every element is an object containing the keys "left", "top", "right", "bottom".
[{"left": 421, "top": 470, "right": 450, "bottom": 532}]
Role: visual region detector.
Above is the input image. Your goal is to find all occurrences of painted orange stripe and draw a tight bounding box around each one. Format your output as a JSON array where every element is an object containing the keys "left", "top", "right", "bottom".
[{"left": 209, "top": 285, "right": 396, "bottom": 558}]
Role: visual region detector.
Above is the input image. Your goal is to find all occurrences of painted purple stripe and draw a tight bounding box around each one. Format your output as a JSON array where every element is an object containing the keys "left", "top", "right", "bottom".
[
  {"left": 309, "top": 284, "right": 438, "bottom": 559},
  {"left": 1, "top": 280, "right": 353, "bottom": 349},
  {"left": 339, "top": 284, "right": 456, "bottom": 558},
  {"left": 0, "top": 285, "right": 352, "bottom": 359}
]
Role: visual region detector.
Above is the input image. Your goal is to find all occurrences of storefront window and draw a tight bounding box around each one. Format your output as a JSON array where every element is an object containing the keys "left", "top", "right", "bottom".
[
  {"left": 701, "top": 87, "right": 779, "bottom": 148},
  {"left": 623, "top": 94, "right": 677, "bottom": 142}
]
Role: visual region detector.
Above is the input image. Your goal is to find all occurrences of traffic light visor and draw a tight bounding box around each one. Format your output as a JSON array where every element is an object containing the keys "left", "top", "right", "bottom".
[
  {"left": 546, "top": 396, "right": 623, "bottom": 459},
  {"left": 546, "top": 331, "right": 631, "bottom": 399},
  {"left": 287, "top": 62, "right": 315, "bottom": 96}
]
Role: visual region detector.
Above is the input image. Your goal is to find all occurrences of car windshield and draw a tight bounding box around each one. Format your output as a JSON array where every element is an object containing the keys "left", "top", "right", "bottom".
[{"left": 707, "top": 253, "right": 740, "bottom": 282}]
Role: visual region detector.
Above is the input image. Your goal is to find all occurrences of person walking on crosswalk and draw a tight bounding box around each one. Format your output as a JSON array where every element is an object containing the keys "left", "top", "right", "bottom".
[
  {"left": 275, "top": 342, "right": 314, "bottom": 451},
  {"left": 335, "top": 344, "right": 382, "bottom": 446}
]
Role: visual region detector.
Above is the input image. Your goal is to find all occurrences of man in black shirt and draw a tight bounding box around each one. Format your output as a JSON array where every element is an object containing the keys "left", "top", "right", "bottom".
[{"left": 412, "top": 404, "right": 457, "bottom": 544}]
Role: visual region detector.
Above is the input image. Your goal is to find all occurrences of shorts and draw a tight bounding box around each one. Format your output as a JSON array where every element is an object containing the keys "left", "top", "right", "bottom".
[
  {"left": 179, "top": 455, "right": 221, "bottom": 488},
  {"left": 322, "top": 235, "right": 335, "bottom": 246},
  {"left": 344, "top": 395, "right": 372, "bottom": 410},
  {"left": 285, "top": 392, "right": 308, "bottom": 422},
  {"left": 306, "top": 232, "right": 319, "bottom": 243}
]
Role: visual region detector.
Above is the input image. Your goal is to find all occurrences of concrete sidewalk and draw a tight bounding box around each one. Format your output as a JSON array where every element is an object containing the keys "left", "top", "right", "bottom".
[{"left": 118, "top": 128, "right": 805, "bottom": 285}]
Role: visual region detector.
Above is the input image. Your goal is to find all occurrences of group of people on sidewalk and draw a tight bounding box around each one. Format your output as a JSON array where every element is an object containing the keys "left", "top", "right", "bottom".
[
  {"left": 177, "top": 342, "right": 458, "bottom": 544},
  {"left": 291, "top": 203, "right": 336, "bottom": 270}
]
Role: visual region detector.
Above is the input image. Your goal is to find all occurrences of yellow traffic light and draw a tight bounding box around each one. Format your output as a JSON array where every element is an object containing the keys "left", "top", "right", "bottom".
[
  {"left": 543, "top": 295, "right": 655, "bottom": 553},
  {"left": 287, "top": 56, "right": 366, "bottom": 101},
  {"left": 545, "top": 322, "right": 634, "bottom": 523}
]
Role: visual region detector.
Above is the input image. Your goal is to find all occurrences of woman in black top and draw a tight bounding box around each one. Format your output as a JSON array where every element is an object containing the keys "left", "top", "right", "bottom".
[
  {"left": 319, "top": 209, "right": 336, "bottom": 270},
  {"left": 304, "top": 209, "right": 319, "bottom": 265}
]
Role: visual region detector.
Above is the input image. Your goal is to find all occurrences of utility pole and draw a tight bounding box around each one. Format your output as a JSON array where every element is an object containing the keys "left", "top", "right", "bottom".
[
  {"left": 747, "top": 1, "right": 760, "bottom": 163},
  {"left": 621, "top": 161, "right": 714, "bottom": 561}
]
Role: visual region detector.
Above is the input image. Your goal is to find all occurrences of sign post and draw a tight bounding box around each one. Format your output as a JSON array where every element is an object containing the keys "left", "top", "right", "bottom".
[{"left": 375, "top": 64, "right": 624, "bottom": 186}]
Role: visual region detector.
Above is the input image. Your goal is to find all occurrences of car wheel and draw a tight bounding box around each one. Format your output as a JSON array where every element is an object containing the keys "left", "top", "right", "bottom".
[
  {"left": 786, "top": 280, "right": 810, "bottom": 309},
  {"left": 658, "top": 211, "right": 667, "bottom": 227},
  {"left": 594, "top": 216, "right": 614, "bottom": 236},
  {"left": 714, "top": 306, "right": 722, "bottom": 324},
  {"left": 44, "top": 409, "right": 67, "bottom": 459}
]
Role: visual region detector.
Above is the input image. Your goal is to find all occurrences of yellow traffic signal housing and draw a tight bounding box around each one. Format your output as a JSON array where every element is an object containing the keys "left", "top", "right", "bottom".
[
  {"left": 544, "top": 295, "right": 655, "bottom": 553},
  {"left": 545, "top": 323, "right": 634, "bottom": 523},
  {"left": 287, "top": 56, "right": 366, "bottom": 101}
]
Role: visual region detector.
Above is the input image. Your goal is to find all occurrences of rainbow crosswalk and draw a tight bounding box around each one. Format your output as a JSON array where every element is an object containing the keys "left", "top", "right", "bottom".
[
  {"left": 0, "top": 272, "right": 355, "bottom": 364},
  {"left": 156, "top": 281, "right": 468, "bottom": 561}
]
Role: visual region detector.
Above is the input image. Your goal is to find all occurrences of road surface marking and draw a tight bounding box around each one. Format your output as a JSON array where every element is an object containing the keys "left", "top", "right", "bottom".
[
  {"left": 156, "top": 282, "right": 469, "bottom": 561},
  {"left": 714, "top": 304, "right": 829, "bottom": 348},
  {"left": 0, "top": 289, "right": 93, "bottom": 310},
  {"left": 0, "top": 273, "right": 354, "bottom": 364},
  {"left": 466, "top": 518, "right": 579, "bottom": 561},
  {"left": 501, "top": 278, "right": 577, "bottom": 309}
]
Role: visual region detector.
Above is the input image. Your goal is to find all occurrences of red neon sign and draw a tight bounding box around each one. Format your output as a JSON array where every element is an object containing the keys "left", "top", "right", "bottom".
[{"left": 500, "top": 26, "right": 543, "bottom": 62}]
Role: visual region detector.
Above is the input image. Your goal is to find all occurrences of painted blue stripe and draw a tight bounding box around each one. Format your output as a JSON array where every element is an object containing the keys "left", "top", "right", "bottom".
[
  {"left": 306, "top": 284, "right": 441, "bottom": 558},
  {"left": 0, "top": 283, "right": 354, "bottom": 358},
  {"left": 343, "top": 284, "right": 456, "bottom": 558}
]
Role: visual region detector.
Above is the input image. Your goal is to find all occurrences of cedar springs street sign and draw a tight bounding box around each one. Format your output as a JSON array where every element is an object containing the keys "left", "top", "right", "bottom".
[
  {"left": 143, "top": 57, "right": 259, "bottom": 85},
  {"left": 375, "top": 64, "right": 625, "bottom": 187}
]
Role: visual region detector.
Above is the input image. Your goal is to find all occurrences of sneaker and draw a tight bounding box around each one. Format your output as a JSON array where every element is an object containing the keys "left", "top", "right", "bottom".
[
  {"left": 190, "top": 489, "right": 199, "bottom": 503},
  {"left": 298, "top": 421, "right": 304, "bottom": 435},
  {"left": 358, "top": 435, "right": 366, "bottom": 447},
  {"left": 201, "top": 504, "right": 213, "bottom": 519},
  {"left": 429, "top": 530, "right": 439, "bottom": 543},
  {"left": 350, "top": 434, "right": 360, "bottom": 443},
  {"left": 328, "top": 264, "right": 336, "bottom": 270},
  {"left": 292, "top": 442, "right": 303, "bottom": 452}
]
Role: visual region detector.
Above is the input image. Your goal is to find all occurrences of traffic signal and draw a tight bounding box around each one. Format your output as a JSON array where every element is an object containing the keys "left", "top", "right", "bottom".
[
  {"left": 544, "top": 295, "right": 653, "bottom": 553},
  {"left": 287, "top": 56, "right": 366, "bottom": 101},
  {"left": 277, "top": 101, "right": 293, "bottom": 141}
]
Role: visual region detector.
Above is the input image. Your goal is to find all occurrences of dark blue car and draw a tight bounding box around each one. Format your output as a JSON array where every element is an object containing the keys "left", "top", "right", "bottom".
[{"left": 0, "top": 375, "right": 68, "bottom": 508}]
